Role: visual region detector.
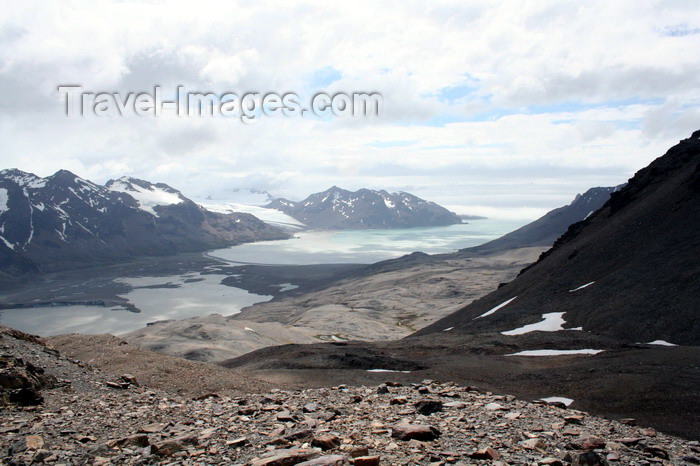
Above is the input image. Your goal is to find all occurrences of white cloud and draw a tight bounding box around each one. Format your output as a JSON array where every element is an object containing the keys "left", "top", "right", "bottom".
[{"left": 0, "top": 0, "right": 698, "bottom": 219}]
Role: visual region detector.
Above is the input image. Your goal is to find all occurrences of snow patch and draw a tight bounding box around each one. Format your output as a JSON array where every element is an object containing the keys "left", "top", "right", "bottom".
[
  {"left": 0, "top": 188, "right": 8, "bottom": 214},
  {"left": 443, "top": 327, "right": 454, "bottom": 332},
  {"left": 0, "top": 235, "right": 14, "bottom": 250},
  {"left": 647, "top": 340, "right": 677, "bottom": 346},
  {"left": 506, "top": 349, "right": 604, "bottom": 356},
  {"left": 276, "top": 283, "right": 299, "bottom": 292},
  {"left": 108, "top": 180, "right": 183, "bottom": 216},
  {"left": 501, "top": 312, "right": 566, "bottom": 335},
  {"left": 569, "top": 281, "right": 595, "bottom": 292},
  {"left": 476, "top": 296, "right": 517, "bottom": 319},
  {"left": 540, "top": 396, "right": 574, "bottom": 406},
  {"left": 3, "top": 172, "right": 46, "bottom": 189},
  {"left": 366, "top": 369, "right": 412, "bottom": 373}
]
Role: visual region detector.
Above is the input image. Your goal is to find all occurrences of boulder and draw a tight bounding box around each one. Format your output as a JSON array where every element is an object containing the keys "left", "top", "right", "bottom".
[{"left": 391, "top": 424, "right": 440, "bottom": 441}]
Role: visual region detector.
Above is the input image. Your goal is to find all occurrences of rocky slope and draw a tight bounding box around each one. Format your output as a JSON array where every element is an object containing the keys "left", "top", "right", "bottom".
[
  {"left": 3, "top": 326, "right": 698, "bottom": 465},
  {"left": 266, "top": 186, "right": 462, "bottom": 229},
  {"left": 0, "top": 170, "right": 288, "bottom": 278},
  {"left": 417, "top": 131, "right": 700, "bottom": 345},
  {"left": 461, "top": 186, "right": 621, "bottom": 255}
]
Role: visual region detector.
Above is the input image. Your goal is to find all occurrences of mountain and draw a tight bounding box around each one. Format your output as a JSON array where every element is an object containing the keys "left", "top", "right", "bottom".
[
  {"left": 266, "top": 186, "right": 462, "bottom": 229},
  {"left": 418, "top": 131, "right": 700, "bottom": 345},
  {"left": 0, "top": 170, "right": 288, "bottom": 277},
  {"left": 461, "top": 186, "right": 621, "bottom": 255},
  {"left": 222, "top": 131, "right": 700, "bottom": 438}
]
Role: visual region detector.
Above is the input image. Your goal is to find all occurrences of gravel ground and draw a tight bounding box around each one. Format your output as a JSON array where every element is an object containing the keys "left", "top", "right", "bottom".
[{"left": 3, "top": 326, "right": 700, "bottom": 465}]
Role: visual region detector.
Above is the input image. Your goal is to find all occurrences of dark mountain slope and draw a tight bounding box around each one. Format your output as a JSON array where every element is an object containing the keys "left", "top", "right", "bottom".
[
  {"left": 416, "top": 131, "right": 700, "bottom": 345},
  {"left": 461, "top": 186, "right": 620, "bottom": 255},
  {"left": 266, "top": 186, "right": 462, "bottom": 229}
]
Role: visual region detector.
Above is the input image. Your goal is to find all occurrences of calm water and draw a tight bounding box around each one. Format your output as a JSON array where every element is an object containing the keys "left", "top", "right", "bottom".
[
  {"left": 0, "top": 218, "right": 526, "bottom": 336},
  {"left": 209, "top": 219, "right": 525, "bottom": 265},
  {"left": 0, "top": 271, "right": 272, "bottom": 336}
]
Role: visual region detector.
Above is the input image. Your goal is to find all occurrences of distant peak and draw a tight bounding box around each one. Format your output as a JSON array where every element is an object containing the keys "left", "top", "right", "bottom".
[
  {"left": 0, "top": 168, "right": 30, "bottom": 176},
  {"left": 50, "top": 169, "right": 78, "bottom": 178}
]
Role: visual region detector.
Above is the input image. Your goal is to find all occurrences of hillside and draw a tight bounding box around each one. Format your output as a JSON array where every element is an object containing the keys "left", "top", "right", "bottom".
[
  {"left": 461, "top": 186, "right": 620, "bottom": 255},
  {"left": 418, "top": 130, "right": 700, "bottom": 345},
  {"left": 266, "top": 186, "right": 462, "bottom": 229},
  {"left": 2, "top": 326, "right": 697, "bottom": 465}
]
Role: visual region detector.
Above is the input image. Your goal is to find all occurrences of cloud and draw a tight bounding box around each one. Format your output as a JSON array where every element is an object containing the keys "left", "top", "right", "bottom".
[{"left": 0, "top": 0, "right": 699, "bottom": 219}]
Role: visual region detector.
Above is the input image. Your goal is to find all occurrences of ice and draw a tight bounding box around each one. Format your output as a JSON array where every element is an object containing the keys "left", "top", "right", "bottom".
[
  {"left": 540, "top": 396, "right": 574, "bottom": 406},
  {"left": 506, "top": 349, "right": 604, "bottom": 356},
  {"left": 475, "top": 296, "right": 517, "bottom": 319},
  {"left": 200, "top": 201, "right": 304, "bottom": 229},
  {"left": 569, "top": 281, "right": 595, "bottom": 292},
  {"left": 501, "top": 312, "right": 566, "bottom": 335}
]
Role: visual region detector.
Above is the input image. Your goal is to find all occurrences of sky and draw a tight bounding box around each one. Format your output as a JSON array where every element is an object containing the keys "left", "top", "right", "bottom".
[{"left": 1, "top": 0, "right": 699, "bottom": 220}]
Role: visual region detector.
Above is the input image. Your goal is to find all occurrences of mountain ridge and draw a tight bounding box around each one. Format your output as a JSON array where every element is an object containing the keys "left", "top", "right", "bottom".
[
  {"left": 417, "top": 130, "right": 700, "bottom": 345},
  {"left": 0, "top": 169, "right": 288, "bottom": 278},
  {"left": 266, "top": 186, "right": 463, "bottom": 229}
]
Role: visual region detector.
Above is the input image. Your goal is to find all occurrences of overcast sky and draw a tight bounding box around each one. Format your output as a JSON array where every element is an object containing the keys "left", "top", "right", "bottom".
[{"left": 1, "top": 1, "right": 699, "bottom": 219}]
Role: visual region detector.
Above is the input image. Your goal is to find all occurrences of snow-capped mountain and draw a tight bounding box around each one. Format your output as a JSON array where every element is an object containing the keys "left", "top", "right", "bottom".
[
  {"left": 266, "top": 186, "right": 463, "bottom": 229},
  {"left": 105, "top": 177, "right": 188, "bottom": 217},
  {"left": 0, "top": 170, "right": 288, "bottom": 277}
]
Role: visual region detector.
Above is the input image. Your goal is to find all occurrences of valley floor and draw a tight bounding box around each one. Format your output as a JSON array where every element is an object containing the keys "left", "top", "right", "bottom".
[{"left": 121, "top": 247, "right": 546, "bottom": 362}]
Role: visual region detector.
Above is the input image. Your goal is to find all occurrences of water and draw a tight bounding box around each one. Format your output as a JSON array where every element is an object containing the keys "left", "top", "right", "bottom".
[
  {"left": 0, "top": 218, "right": 525, "bottom": 336},
  {"left": 209, "top": 219, "right": 525, "bottom": 265},
  {"left": 0, "top": 271, "right": 272, "bottom": 336}
]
